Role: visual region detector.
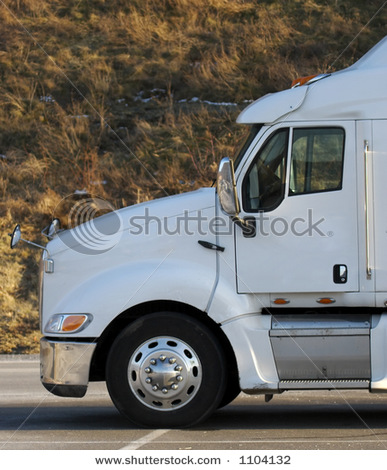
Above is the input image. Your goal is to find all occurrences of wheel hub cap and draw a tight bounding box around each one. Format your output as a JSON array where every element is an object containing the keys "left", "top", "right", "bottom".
[{"left": 128, "top": 337, "right": 202, "bottom": 410}]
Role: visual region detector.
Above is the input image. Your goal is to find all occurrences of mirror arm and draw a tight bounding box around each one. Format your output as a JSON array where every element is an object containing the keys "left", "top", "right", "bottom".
[
  {"left": 232, "top": 215, "right": 256, "bottom": 237},
  {"left": 232, "top": 215, "right": 246, "bottom": 228},
  {"left": 20, "top": 238, "right": 50, "bottom": 255}
]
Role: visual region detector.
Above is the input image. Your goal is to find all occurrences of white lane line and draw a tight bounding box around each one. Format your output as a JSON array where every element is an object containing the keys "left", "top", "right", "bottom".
[
  {"left": 1, "top": 438, "right": 386, "bottom": 447},
  {"left": 120, "top": 429, "right": 170, "bottom": 450}
]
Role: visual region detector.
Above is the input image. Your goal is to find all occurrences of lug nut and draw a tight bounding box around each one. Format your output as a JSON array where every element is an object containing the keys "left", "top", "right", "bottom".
[
  {"left": 162, "top": 388, "right": 168, "bottom": 394},
  {"left": 159, "top": 355, "right": 166, "bottom": 361},
  {"left": 175, "top": 365, "right": 183, "bottom": 372},
  {"left": 171, "top": 384, "right": 178, "bottom": 390},
  {"left": 145, "top": 377, "right": 152, "bottom": 384},
  {"left": 176, "top": 375, "right": 183, "bottom": 382},
  {"left": 169, "top": 357, "right": 176, "bottom": 364},
  {"left": 150, "top": 359, "right": 156, "bottom": 365},
  {"left": 152, "top": 385, "right": 159, "bottom": 391},
  {"left": 144, "top": 367, "right": 152, "bottom": 374}
]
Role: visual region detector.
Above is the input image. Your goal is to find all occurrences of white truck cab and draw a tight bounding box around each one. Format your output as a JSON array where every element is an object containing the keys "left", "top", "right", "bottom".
[{"left": 11, "top": 36, "right": 387, "bottom": 427}]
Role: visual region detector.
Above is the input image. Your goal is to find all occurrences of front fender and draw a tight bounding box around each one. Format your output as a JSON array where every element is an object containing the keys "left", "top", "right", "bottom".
[{"left": 43, "top": 256, "right": 217, "bottom": 338}]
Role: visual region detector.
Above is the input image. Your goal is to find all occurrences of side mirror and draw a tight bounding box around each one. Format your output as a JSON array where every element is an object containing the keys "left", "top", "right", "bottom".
[
  {"left": 48, "top": 218, "right": 61, "bottom": 237},
  {"left": 10, "top": 224, "right": 21, "bottom": 249},
  {"left": 42, "top": 218, "right": 61, "bottom": 239},
  {"left": 9, "top": 224, "right": 50, "bottom": 254},
  {"left": 216, "top": 158, "right": 256, "bottom": 237},
  {"left": 216, "top": 157, "right": 240, "bottom": 216},
  {"left": 8, "top": 224, "right": 54, "bottom": 273}
]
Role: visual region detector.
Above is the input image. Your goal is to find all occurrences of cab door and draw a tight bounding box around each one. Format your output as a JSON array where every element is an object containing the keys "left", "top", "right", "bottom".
[{"left": 235, "top": 122, "right": 359, "bottom": 294}]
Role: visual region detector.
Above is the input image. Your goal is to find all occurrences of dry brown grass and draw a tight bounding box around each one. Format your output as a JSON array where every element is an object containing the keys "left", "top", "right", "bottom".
[{"left": 0, "top": 0, "right": 386, "bottom": 353}]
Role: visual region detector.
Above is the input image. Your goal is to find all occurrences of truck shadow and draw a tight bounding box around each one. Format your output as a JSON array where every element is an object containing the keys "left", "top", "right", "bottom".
[
  {"left": 1, "top": 401, "right": 387, "bottom": 432},
  {"left": 208, "top": 401, "right": 387, "bottom": 431},
  {"left": 0, "top": 405, "right": 129, "bottom": 431}
]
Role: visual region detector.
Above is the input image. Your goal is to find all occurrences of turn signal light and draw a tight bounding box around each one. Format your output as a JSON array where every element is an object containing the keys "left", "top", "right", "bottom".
[
  {"left": 45, "top": 314, "right": 92, "bottom": 334},
  {"left": 62, "top": 315, "right": 88, "bottom": 332}
]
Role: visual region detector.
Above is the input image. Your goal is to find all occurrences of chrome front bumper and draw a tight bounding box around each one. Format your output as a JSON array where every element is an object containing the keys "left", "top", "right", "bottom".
[{"left": 40, "top": 338, "right": 96, "bottom": 398}]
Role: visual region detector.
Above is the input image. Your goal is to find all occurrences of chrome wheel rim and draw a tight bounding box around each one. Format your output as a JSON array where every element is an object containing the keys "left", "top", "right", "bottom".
[{"left": 128, "top": 336, "right": 202, "bottom": 411}]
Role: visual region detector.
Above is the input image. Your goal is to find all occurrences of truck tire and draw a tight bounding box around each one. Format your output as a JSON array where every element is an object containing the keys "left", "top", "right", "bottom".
[
  {"left": 218, "top": 376, "right": 240, "bottom": 409},
  {"left": 105, "top": 312, "right": 227, "bottom": 428}
]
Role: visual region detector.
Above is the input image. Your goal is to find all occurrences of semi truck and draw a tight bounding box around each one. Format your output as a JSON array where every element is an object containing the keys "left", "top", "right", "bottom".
[{"left": 10, "top": 35, "right": 387, "bottom": 428}]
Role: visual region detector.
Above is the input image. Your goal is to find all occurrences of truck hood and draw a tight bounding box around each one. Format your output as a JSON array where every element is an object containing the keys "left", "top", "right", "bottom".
[{"left": 48, "top": 188, "right": 216, "bottom": 255}]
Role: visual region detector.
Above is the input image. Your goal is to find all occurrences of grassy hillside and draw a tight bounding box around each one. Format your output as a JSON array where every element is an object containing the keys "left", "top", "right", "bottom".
[{"left": 0, "top": 0, "right": 386, "bottom": 353}]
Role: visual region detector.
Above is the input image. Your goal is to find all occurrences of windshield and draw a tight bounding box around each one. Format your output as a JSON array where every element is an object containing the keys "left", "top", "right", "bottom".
[{"left": 233, "top": 124, "right": 262, "bottom": 170}]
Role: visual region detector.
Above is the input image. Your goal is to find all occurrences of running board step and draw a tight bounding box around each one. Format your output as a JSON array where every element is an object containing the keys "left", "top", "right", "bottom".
[{"left": 279, "top": 379, "right": 370, "bottom": 390}]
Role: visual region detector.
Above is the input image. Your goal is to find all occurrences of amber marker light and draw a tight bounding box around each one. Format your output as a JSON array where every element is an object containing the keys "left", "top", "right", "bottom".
[
  {"left": 273, "top": 298, "right": 290, "bottom": 305},
  {"left": 291, "top": 74, "right": 318, "bottom": 88},
  {"left": 317, "top": 298, "right": 336, "bottom": 304},
  {"left": 62, "top": 315, "right": 88, "bottom": 332},
  {"left": 44, "top": 313, "right": 93, "bottom": 334}
]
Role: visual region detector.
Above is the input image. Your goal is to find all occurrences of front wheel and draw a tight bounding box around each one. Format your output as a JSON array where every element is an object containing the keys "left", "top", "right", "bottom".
[{"left": 106, "top": 312, "right": 227, "bottom": 428}]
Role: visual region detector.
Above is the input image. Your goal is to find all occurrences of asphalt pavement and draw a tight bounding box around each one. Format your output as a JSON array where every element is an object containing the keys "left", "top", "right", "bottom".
[{"left": 2, "top": 356, "right": 387, "bottom": 451}]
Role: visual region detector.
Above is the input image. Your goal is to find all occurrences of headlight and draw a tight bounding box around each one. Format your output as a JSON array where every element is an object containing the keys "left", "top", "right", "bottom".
[{"left": 44, "top": 314, "right": 93, "bottom": 334}]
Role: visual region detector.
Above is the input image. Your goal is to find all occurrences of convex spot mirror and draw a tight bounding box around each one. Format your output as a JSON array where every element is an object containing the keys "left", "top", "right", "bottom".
[
  {"left": 9, "top": 224, "right": 21, "bottom": 249},
  {"left": 9, "top": 224, "right": 49, "bottom": 253},
  {"left": 48, "top": 218, "right": 61, "bottom": 238},
  {"left": 216, "top": 157, "right": 240, "bottom": 216}
]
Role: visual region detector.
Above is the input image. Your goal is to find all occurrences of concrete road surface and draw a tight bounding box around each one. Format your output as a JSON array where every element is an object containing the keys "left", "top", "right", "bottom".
[{"left": 2, "top": 357, "right": 387, "bottom": 451}]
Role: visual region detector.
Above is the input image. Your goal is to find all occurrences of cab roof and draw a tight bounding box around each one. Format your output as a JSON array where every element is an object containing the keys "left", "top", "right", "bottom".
[{"left": 237, "top": 36, "right": 387, "bottom": 125}]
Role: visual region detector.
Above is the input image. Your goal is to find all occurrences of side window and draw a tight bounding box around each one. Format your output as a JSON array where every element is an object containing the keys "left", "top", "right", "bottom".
[
  {"left": 289, "top": 128, "right": 345, "bottom": 195},
  {"left": 243, "top": 129, "right": 288, "bottom": 212}
]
